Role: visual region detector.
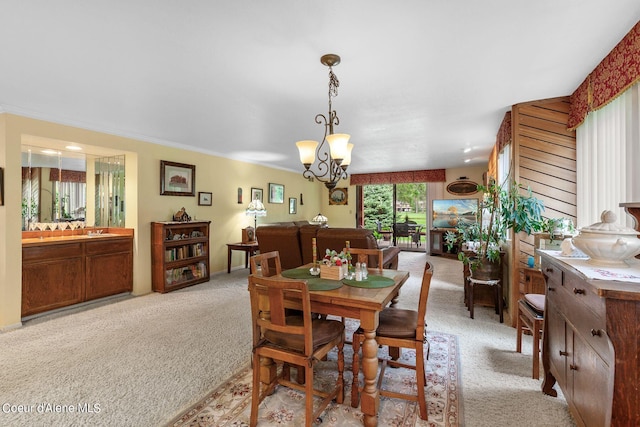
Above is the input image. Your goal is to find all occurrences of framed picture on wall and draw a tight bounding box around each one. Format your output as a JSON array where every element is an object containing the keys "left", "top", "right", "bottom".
[
  {"left": 251, "top": 187, "right": 263, "bottom": 202},
  {"left": 160, "top": 160, "right": 195, "bottom": 196},
  {"left": 268, "top": 183, "right": 284, "bottom": 204},
  {"left": 198, "top": 191, "right": 212, "bottom": 206},
  {"left": 329, "top": 187, "right": 348, "bottom": 205},
  {"left": 289, "top": 197, "right": 297, "bottom": 214}
]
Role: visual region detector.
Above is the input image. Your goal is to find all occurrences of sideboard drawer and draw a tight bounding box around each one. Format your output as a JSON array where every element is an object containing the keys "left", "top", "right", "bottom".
[{"left": 542, "top": 263, "right": 563, "bottom": 287}]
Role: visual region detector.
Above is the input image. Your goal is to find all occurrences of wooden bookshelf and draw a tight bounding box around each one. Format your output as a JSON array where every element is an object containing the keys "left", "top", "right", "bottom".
[{"left": 151, "top": 221, "right": 211, "bottom": 293}]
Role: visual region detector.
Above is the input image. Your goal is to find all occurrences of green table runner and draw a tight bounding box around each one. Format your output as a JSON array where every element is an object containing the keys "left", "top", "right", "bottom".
[
  {"left": 281, "top": 268, "right": 343, "bottom": 291},
  {"left": 342, "top": 274, "right": 395, "bottom": 288}
]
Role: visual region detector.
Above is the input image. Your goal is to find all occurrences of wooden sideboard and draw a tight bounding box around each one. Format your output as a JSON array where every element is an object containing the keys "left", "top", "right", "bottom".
[
  {"left": 22, "top": 230, "right": 134, "bottom": 317},
  {"left": 540, "top": 251, "right": 640, "bottom": 426}
]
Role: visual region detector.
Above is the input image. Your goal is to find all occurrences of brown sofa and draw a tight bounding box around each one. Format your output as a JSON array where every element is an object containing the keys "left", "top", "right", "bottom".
[{"left": 256, "top": 222, "right": 401, "bottom": 270}]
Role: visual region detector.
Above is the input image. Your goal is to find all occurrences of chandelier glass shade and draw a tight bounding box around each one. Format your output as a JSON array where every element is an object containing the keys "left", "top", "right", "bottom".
[{"left": 296, "top": 54, "right": 353, "bottom": 190}]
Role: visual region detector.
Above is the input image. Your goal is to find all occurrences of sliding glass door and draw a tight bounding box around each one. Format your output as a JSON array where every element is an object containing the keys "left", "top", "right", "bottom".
[{"left": 362, "top": 183, "right": 427, "bottom": 251}]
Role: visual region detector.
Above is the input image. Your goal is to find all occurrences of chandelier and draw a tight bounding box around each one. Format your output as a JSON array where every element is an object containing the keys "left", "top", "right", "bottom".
[{"left": 296, "top": 54, "right": 353, "bottom": 190}]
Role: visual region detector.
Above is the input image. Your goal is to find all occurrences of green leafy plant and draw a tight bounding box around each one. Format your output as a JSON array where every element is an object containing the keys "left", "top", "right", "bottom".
[
  {"left": 445, "top": 179, "right": 545, "bottom": 272},
  {"left": 22, "top": 198, "right": 38, "bottom": 220}
]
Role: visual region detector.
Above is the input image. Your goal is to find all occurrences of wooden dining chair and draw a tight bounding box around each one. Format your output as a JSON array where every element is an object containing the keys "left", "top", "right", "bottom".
[
  {"left": 248, "top": 274, "right": 345, "bottom": 427},
  {"left": 249, "top": 250, "right": 282, "bottom": 277},
  {"left": 342, "top": 247, "right": 384, "bottom": 271},
  {"left": 351, "top": 261, "right": 434, "bottom": 421}
]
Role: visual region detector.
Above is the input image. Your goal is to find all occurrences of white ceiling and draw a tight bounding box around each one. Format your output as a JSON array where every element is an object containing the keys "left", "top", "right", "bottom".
[{"left": 2, "top": 1, "right": 639, "bottom": 175}]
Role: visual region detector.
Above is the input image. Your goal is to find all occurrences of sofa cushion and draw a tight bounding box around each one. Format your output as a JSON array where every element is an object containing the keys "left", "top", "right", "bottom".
[{"left": 256, "top": 225, "right": 303, "bottom": 269}]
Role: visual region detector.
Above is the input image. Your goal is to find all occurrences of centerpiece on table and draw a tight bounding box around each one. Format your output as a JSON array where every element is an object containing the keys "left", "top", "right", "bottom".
[{"left": 320, "top": 249, "right": 348, "bottom": 280}]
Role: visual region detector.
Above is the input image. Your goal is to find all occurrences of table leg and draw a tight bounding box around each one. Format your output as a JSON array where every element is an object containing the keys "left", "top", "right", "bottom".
[
  {"left": 227, "top": 247, "right": 232, "bottom": 273},
  {"left": 245, "top": 250, "right": 249, "bottom": 269},
  {"left": 360, "top": 312, "right": 380, "bottom": 427}
]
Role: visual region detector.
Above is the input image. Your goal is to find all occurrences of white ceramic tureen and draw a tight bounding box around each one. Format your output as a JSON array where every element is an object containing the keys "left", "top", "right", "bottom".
[{"left": 572, "top": 210, "right": 640, "bottom": 267}]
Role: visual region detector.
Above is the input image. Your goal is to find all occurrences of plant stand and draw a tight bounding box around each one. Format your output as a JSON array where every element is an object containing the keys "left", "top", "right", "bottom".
[{"left": 467, "top": 277, "right": 503, "bottom": 323}]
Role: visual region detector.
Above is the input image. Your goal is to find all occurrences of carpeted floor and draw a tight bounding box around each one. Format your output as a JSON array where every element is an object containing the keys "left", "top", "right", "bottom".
[
  {"left": 0, "top": 252, "right": 575, "bottom": 427},
  {"left": 168, "top": 326, "right": 459, "bottom": 427}
]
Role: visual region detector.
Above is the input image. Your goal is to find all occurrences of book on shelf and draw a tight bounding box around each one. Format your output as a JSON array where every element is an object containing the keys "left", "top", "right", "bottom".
[{"left": 164, "top": 262, "right": 208, "bottom": 285}]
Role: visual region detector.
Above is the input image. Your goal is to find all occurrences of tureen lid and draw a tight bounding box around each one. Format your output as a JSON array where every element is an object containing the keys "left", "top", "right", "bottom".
[{"left": 579, "top": 210, "right": 640, "bottom": 235}]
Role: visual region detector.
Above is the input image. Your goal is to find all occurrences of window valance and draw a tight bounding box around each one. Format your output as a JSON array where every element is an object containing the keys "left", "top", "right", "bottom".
[
  {"left": 496, "top": 111, "right": 511, "bottom": 151},
  {"left": 568, "top": 20, "right": 640, "bottom": 130},
  {"left": 350, "top": 169, "right": 446, "bottom": 186}
]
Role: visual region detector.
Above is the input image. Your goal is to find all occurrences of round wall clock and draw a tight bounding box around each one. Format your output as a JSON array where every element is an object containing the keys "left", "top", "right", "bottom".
[{"left": 446, "top": 180, "right": 479, "bottom": 196}]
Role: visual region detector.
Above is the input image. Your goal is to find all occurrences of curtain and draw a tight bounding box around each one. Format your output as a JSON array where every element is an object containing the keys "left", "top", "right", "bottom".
[{"left": 576, "top": 82, "right": 640, "bottom": 228}]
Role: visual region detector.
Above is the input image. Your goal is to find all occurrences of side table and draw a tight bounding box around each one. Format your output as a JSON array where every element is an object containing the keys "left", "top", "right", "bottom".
[{"left": 227, "top": 242, "right": 259, "bottom": 273}]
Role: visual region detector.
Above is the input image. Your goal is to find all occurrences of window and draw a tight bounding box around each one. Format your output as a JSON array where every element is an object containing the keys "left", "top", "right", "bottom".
[{"left": 576, "top": 82, "right": 640, "bottom": 228}]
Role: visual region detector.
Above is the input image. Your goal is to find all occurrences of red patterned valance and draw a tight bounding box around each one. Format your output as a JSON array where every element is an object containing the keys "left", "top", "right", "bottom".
[
  {"left": 568, "top": 20, "right": 640, "bottom": 130},
  {"left": 496, "top": 111, "right": 511, "bottom": 151},
  {"left": 49, "top": 169, "right": 86, "bottom": 183},
  {"left": 350, "top": 169, "right": 446, "bottom": 186}
]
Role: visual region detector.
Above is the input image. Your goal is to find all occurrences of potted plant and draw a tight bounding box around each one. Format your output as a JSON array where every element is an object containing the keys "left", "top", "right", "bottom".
[{"left": 445, "top": 179, "right": 545, "bottom": 279}]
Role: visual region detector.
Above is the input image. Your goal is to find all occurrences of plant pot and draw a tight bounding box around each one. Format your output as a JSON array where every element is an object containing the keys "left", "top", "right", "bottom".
[{"left": 470, "top": 258, "right": 502, "bottom": 281}]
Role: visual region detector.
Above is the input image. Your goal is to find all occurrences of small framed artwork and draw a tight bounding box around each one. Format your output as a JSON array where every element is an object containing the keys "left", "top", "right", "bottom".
[
  {"left": 289, "top": 197, "right": 297, "bottom": 214},
  {"left": 160, "top": 160, "right": 195, "bottom": 196},
  {"left": 251, "top": 187, "right": 263, "bottom": 202},
  {"left": 198, "top": 191, "right": 212, "bottom": 206},
  {"left": 268, "top": 183, "right": 284, "bottom": 204},
  {"left": 329, "top": 187, "right": 348, "bottom": 205}
]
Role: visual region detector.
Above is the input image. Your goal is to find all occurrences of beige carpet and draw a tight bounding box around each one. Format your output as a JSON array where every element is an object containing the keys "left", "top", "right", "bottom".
[
  {"left": 168, "top": 326, "right": 459, "bottom": 426},
  {"left": 0, "top": 252, "right": 575, "bottom": 427}
]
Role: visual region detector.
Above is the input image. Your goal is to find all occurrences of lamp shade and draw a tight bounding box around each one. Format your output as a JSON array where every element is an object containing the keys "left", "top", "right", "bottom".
[
  {"left": 246, "top": 199, "right": 267, "bottom": 217},
  {"left": 311, "top": 213, "right": 328, "bottom": 226},
  {"left": 326, "top": 133, "right": 350, "bottom": 161},
  {"left": 296, "top": 140, "right": 319, "bottom": 165},
  {"left": 341, "top": 143, "right": 354, "bottom": 167}
]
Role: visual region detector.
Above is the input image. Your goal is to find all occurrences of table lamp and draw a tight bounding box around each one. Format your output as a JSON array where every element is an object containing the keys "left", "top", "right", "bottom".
[{"left": 246, "top": 198, "right": 267, "bottom": 229}]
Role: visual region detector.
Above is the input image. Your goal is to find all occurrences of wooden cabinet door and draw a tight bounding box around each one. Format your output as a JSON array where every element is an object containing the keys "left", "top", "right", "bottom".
[
  {"left": 571, "top": 331, "right": 612, "bottom": 427},
  {"left": 85, "top": 239, "right": 133, "bottom": 300},
  {"left": 546, "top": 300, "right": 568, "bottom": 392},
  {"left": 86, "top": 252, "right": 133, "bottom": 300},
  {"left": 22, "top": 258, "right": 84, "bottom": 316}
]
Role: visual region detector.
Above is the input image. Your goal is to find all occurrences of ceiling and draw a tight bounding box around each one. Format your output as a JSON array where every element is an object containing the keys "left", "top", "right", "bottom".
[{"left": 2, "top": 1, "right": 639, "bottom": 175}]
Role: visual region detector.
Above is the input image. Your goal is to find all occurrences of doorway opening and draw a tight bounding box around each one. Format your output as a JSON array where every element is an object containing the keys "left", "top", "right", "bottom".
[{"left": 362, "top": 183, "right": 428, "bottom": 252}]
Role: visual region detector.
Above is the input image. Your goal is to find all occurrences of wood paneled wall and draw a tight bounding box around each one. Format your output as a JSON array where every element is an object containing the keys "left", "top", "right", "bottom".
[{"left": 509, "top": 96, "right": 577, "bottom": 325}]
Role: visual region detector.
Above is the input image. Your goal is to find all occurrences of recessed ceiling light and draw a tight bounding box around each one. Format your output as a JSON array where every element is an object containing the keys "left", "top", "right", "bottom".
[
  {"left": 65, "top": 145, "right": 82, "bottom": 151},
  {"left": 464, "top": 159, "right": 471, "bottom": 163},
  {"left": 41, "top": 149, "right": 59, "bottom": 155},
  {"left": 463, "top": 147, "right": 472, "bottom": 153}
]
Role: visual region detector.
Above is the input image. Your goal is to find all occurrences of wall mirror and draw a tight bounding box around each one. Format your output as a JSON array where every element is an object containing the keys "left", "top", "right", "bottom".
[{"left": 21, "top": 135, "right": 126, "bottom": 230}]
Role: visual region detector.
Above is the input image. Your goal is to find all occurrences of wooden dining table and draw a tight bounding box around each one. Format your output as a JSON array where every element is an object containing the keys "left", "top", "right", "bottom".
[{"left": 254, "top": 265, "right": 410, "bottom": 427}]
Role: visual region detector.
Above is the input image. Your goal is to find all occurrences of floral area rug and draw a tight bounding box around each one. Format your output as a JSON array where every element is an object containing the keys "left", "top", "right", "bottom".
[{"left": 168, "top": 324, "right": 461, "bottom": 427}]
